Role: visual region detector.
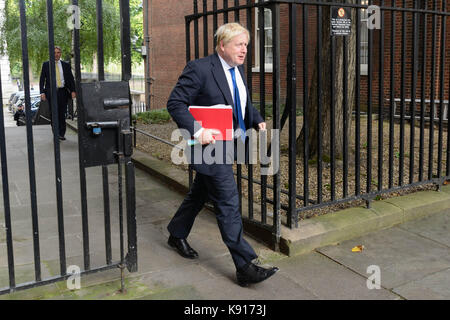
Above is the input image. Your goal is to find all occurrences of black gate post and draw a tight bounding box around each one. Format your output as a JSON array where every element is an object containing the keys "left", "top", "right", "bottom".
[
  {"left": 19, "top": 0, "right": 42, "bottom": 283},
  {"left": 119, "top": 0, "right": 138, "bottom": 273},
  {"left": 271, "top": 1, "right": 281, "bottom": 250},
  {"left": 46, "top": 0, "right": 67, "bottom": 276},
  {"left": 0, "top": 56, "right": 15, "bottom": 293}
]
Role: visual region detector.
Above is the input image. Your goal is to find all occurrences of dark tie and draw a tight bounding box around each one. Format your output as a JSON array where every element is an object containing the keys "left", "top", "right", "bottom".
[{"left": 229, "top": 67, "right": 246, "bottom": 142}]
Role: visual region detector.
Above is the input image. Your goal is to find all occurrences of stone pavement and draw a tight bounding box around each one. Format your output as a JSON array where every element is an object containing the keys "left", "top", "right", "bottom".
[{"left": 0, "top": 122, "right": 449, "bottom": 300}]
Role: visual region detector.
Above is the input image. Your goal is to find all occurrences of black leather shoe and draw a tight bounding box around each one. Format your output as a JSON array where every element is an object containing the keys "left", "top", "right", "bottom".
[
  {"left": 236, "top": 262, "right": 279, "bottom": 287},
  {"left": 168, "top": 235, "right": 198, "bottom": 259}
]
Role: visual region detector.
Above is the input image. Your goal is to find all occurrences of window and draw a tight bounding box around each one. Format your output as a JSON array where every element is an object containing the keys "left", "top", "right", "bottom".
[
  {"left": 253, "top": 0, "right": 273, "bottom": 72},
  {"left": 360, "top": 0, "right": 369, "bottom": 75}
]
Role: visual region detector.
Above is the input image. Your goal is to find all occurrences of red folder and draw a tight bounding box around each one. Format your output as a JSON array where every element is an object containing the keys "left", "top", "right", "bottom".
[{"left": 189, "top": 105, "right": 233, "bottom": 141}]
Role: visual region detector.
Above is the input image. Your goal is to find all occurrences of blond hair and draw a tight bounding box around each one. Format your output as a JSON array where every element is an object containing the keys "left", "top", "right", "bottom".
[{"left": 215, "top": 23, "right": 250, "bottom": 52}]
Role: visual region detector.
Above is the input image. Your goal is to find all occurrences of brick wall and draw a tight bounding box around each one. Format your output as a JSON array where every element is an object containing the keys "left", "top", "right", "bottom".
[
  {"left": 363, "top": 0, "right": 450, "bottom": 117},
  {"left": 146, "top": 0, "right": 192, "bottom": 109},
  {"left": 146, "top": 0, "right": 450, "bottom": 117}
]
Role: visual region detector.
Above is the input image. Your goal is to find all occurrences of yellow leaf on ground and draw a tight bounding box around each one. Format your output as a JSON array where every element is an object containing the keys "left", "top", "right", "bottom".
[{"left": 351, "top": 245, "right": 364, "bottom": 252}]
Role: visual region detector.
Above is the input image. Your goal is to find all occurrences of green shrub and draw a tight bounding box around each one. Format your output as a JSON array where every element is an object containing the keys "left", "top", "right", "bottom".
[{"left": 135, "top": 109, "right": 171, "bottom": 124}]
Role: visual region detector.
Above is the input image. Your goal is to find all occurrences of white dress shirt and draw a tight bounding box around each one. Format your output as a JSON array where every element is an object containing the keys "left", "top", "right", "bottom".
[
  {"left": 194, "top": 55, "right": 247, "bottom": 139},
  {"left": 217, "top": 54, "right": 247, "bottom": 119}
]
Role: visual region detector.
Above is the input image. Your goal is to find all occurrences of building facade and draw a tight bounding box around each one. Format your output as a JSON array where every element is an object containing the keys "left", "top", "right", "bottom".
[{"left": 144, "top": 0, "right": 450, "bottom": 117}]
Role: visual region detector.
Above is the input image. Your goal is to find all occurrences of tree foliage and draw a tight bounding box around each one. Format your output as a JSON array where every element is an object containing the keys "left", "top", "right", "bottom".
[
  {"left": 0, "top": 0, "right": 143, "bottom": 78},
  {"left": 129, "top": 0, "right": 144, "bottom": 65}
]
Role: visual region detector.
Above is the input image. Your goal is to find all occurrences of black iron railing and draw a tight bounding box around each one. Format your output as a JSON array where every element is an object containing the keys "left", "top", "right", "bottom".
[
  {"left": 179, "top": 0, "right": 450, "bottom": 248},
  {"left": 0, "top": 0, "right": 137, "bottom": 295}
]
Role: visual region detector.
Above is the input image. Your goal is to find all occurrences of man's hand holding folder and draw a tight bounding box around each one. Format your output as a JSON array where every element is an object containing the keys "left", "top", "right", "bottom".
[
  {"left": 188, "top": 105, "right": 233, "bottom": 145},
  {"left": 197, "top": 128, "right": 221, "bottom": 145}
]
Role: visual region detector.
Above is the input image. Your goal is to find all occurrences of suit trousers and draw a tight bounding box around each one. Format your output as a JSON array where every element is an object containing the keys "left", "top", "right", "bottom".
[
  {"left": 167, "top": 164, "right": 257, "bottom": 270},
  {"left": 49, "top": 88, "right": 69, "bottom": 137}
]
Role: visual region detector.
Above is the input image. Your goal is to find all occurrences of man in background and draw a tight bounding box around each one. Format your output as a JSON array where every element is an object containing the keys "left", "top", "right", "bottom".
[{"left": 39, "top": 46, "right": 76, "bottom": 140}]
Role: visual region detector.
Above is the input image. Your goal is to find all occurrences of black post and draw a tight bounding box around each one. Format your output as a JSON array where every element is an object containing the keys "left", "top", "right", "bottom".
[
  {"left": 97, "top": 0, "right": 105, "bottom": 81},
  {"left": 317, "top": 5, "right": 323, "bottom": 203},
  {"left": 343, "top": 34, "right": 348, "bottom": 197},
  {"left": 388, "top": 0, "right": 396, "bottom": 189},
  {"left": 120, "top": 0, "right": 137, "bottom": 274},
  {"left": 194, "top": 0, "right": 200, "bottom": 59},
  {"left": 213, "top": 0, "right": 218, "bottom": 49},
  {"left": 355, "top": 5, "right": 361, "bottom": 196},
  {"left": 246, "top": 0, "right": 254, "bottom": 221},
  {"left": 428, "top": 0, "right": 437, "bottom": 181},
  {"left": 330, "top": 35, "right": 336, "bottom": 201},
  {"left": 302, "top": 4, "right": 310, "bottom": 208},
  {"left": 399, "top": 0, "right": 406, "bottom": 187},
  {"left": 19, "top": 0, "right": 41, "bottom": 282},
  {"left": 203, "top": 0, "right": 208, "bottom": 57},
  {"left": 271, "top": 2, "right": 281, "bottom": 250},
  {"left": 288, "top": 3, "right": 297, "bottom": 228},
  {"left": 419, "top": 1, "right": 428, "bottom": 181},
  {"left": 367, "top": 0, "right": 373, "bottom": 194},
  {"left": 125, "top": 159, "right": 138, "bottom": 272},
  {"left": 73, "top": 0, "right": 90, "bottom": 272},
  {"left": 377, "top": 0, "right": 384, "bottom": 191},
  {"left": 437, "top": 2, "right": 446, "bottom": 179},
  {"left": 46, "top": 0, "right": 67, "bottom": 276},
  {"left": 259, "top": 2, "right": 267, "bottom": 224},
  {"left": 120, "top": 0, "right": 132, "bottom": 81},
  {"left": 0, "top": 54, "right": 15, "bottom": 291},
  {"left": 409, "top": 1, "right": 419, "bottom": 184}
]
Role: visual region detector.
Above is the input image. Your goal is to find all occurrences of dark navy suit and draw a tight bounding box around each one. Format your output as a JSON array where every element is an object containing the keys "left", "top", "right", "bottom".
[
  {"left": 39, "top": 60, "right": 75, "bottom": 137},
  {"left": 167, "top": 53, "right": 264, "bottom": 269}
]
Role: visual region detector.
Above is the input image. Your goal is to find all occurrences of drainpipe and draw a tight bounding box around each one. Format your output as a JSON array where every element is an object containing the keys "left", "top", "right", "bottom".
[{"left": 143, "top": 0, "right": 151, "bottom": 110}]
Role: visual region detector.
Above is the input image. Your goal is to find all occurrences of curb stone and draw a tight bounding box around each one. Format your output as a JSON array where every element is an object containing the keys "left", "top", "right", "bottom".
[{"left": 131, "top": 148, "right": 450, "bottom": 256}]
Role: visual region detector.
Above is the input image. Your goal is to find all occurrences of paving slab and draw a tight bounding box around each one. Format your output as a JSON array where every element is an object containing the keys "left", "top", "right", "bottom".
[
  {"left": 392, "top": 267, "right": 450, "bottom": 300},
  {"left": 136, "top": 263, "right": 216, "bottom": 291},
  {"left": 274, "top": 252, "right": 400, "bottom": 300},
  {"left": 398, "top": 210, "right": 450, "bottom": 248},
  {"left": 317, "top": 225, "right": 450, "bottom": 290},
  {"left": 192, "top": 271, "right": 318, "bottom": 300}
]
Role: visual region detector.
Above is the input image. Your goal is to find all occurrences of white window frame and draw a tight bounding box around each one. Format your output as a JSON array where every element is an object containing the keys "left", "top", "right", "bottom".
[
  {"left": 253, "top": 0, "right": 273, "bottom": 73},
  {"left": 360, "top": 0, "right": 369, "bottom": 75}
]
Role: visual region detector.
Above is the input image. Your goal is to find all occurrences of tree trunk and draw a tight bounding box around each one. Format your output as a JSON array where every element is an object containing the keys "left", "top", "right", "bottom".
[{"left": 296, "top": 0, "right": 357, "bottom": 160}]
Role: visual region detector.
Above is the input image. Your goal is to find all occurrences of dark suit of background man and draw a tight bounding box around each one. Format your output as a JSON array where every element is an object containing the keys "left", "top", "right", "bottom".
[
  {"left": 166, "top": 23, "right": 278, "bottom": 287},
  {"left": 39, "top": 46, "right": 76, "bottom": 140}
]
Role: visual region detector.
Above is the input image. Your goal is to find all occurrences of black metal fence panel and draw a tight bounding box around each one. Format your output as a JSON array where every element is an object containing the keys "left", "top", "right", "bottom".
[
  {"left": 185, "top": 0, "right": 450, "bottom": 247},
  {"left": 0, "top": 0, "right": 137, "bottom": 295}
]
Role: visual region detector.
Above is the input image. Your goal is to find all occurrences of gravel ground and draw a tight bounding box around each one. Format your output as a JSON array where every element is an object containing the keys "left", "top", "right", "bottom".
[{"left": 135, "top": 116, "right": 444, "bottom": 224}]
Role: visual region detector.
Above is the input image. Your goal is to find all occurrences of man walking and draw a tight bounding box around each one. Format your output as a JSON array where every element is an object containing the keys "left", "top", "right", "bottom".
[
  {"left": 39, "top": 46, "right": 76, "bottom": 140},
  {"left": 166, "top": 23, "right": 278, "bottom": 287}
]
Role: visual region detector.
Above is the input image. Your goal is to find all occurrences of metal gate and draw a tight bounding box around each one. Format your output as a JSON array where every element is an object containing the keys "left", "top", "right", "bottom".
[
  {"left": 0, "top": 0, "right": 137, "bottom": 295},
  {"left": 185, "top": 0, "right": 450, "bottom": 250}
]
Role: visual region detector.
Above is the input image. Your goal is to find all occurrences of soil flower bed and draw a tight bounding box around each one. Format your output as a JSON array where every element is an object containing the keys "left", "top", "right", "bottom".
[{"left": 135, "top": 115, "right": 444, "bottom": 224}]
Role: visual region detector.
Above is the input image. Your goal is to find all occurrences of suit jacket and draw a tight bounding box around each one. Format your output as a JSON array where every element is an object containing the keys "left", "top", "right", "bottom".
[
  {"left": 39, "top": 60, "right": 76, "bottom": 99},
  {"left": 167, "top": 53, "right": 264, "bottom": 175}
]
